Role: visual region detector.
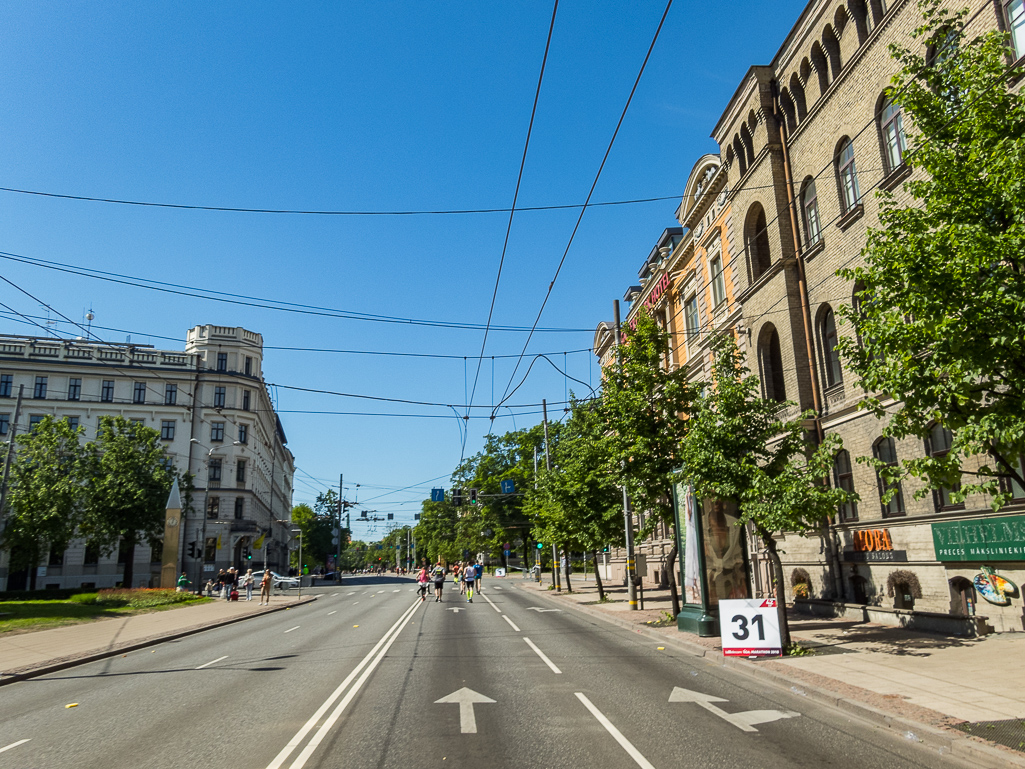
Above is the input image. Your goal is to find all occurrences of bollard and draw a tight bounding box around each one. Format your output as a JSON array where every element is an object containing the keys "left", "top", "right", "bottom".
[{"left": 637, "top": 576, "right": 644, "bottom": 611}]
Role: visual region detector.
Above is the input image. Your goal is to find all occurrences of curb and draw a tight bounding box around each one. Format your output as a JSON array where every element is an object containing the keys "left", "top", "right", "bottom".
[
  {"left": 523, "top": 584, "right": 1024, "bottom": 769},
  {"left": 0, "top": 595, "right": 319, "bottom": 688}
]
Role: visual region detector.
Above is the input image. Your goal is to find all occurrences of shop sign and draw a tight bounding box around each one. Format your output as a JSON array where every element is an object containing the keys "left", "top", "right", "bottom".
[
  {"left": 844, "top": 528, "right": 908, "bottom": 562},
  {"left": 974, "top": 566, "right": 1020, "bottom": 606},
  {"left": 932, "top": 515, "right": 1025, "bottom": 562}
]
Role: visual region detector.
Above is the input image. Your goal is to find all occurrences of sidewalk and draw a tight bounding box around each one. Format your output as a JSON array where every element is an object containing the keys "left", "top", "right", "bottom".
[
  {"left": 0, "top": 591, "right": 315, "bottom": 683},
  {"left": 511, "top": 571, "right": 1025, "bottom": 765}
]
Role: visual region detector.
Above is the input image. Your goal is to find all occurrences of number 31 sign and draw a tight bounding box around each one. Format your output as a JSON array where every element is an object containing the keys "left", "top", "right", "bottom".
[{"left": 719, "top": 598, "right": 783, "bottom": 657}]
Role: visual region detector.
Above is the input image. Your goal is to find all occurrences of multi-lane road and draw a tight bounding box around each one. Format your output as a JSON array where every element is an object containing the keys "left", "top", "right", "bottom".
[{"left": 1, "top": 575, "right": 975, "bottom": 768}]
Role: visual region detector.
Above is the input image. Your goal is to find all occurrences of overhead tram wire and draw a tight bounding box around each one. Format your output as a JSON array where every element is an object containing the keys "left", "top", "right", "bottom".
[
  {"left": 465, "top": 0, "right": 561, "bottom": 451},
  {"left": 494, "top": 0, "right": 675, "bottom": 420}
]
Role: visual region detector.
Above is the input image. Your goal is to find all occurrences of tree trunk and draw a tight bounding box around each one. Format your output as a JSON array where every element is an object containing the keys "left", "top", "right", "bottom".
[
  {"left": 563, "top": 547, "right": 572, "bottom": 592},
  {"left": 758, "top": 527, "right": 791, "bottom": 650},
  {"left": 28, "top": 545, "right": 39, "bottom": 591},
  {"left": 665, "top": 544, "right": 681, "bottom": 618},
  {"left": 592, "top": 550, "right": 605, "bottom": 601},
  {"left": 122, "top": 539, "right": 136, "bottom": 589}
]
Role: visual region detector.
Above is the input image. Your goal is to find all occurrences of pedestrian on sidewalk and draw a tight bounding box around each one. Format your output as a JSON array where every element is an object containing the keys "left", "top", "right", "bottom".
[
  {"left": 241, "top": 569, "right": 255, "bottom": 601},
  {"left": 259, "top": 569, "right": 272, "bottom": 604},
  {"left": 224, "top": 568, "right": 237, "bottom": 601},
  {"left": 176, "top": 572, "right": 191, "bottom": 593},
  {"left": 432, "top": 560, "right": 447, "bottom": 602},
  {"left": 216, "top": 569, "right": 227, "bottom": 598}
]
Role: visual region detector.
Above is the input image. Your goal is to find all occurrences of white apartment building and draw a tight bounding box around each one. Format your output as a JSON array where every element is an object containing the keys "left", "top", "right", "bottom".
[{"left": 0, "top": 324, "right": 295, "bottom": 591}]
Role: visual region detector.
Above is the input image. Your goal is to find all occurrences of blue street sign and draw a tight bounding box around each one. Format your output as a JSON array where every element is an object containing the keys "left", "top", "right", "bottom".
[
  {"left": 504, "top": 549, "right": 510, "bottom": 557},
  {"left": 431, "top": 488, "right": 445, "bottom": 502},
  {"left": 500, "top": 479, "right": 515, "bottom": 494}
]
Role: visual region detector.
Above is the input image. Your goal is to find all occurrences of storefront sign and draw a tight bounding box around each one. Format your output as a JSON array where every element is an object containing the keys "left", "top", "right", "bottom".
[
  {"left": 932, "top": 515, "right": 1025, "bottom": 561},
  {"left": 845, "top": 550, "right": 908, "bottom": 562},
  {"left": 853, "top": 529, "right": 893, "bottom": 552},
  {"left": 974, "top": 566, "right": 1019, "bottom": 606}
]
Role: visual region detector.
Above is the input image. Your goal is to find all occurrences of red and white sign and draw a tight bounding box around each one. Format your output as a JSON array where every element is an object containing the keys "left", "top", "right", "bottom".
[{"left": 720, "top": 598, "right": 782, "bottom": 657}]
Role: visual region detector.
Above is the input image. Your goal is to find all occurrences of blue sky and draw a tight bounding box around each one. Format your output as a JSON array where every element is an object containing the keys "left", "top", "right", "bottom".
[{"left": 0, "top": 1, "right": 808, "bottom": 538}]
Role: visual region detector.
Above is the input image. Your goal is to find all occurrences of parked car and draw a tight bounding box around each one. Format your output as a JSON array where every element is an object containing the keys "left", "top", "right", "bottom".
[{"left": 251, "top": 570, "right": 299, "bottom": 589}]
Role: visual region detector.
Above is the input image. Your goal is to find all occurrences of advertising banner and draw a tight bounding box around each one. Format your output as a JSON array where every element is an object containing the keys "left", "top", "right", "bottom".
[
  {"left": 682, "top": 482, "right": 702, "bottom": 605},
  {"left": 932, "top": 515, "right": 1025, "bottom": 561}
]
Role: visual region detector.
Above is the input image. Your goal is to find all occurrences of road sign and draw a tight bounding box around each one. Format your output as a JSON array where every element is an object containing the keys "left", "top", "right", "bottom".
[
  {"left": 504, "top": 549, "right": 510, "bottom": 557},
  {"left": 431, "top": 488, "right": 445, "bottom": 502},
  {"left": 719, "top": 598, "right": 782, "bottom": 657},
  {"left": 500, "top": 479, "right": 515, "bottom": 494}
]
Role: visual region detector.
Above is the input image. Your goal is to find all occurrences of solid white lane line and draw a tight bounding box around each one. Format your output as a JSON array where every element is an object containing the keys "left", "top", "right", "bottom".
[
  {"left": 265, "top": 598, "right": 423, "bottom": 769},
  {"left": 523, "top": 637, "right": 562, "bottom": 674},
  {"left": 327, "top": 611, "right": 337, "bottom": 616},
  {"left": 481, "top": 593, "right": 502, "bottom": 614},
  {"left": 502, "top": 615, "right": 521, "bottom": 632},
  {"left": 575, "top": 693, "right": 656, "bottom": 769},
  {"left": 0, "top": 740, "right": 30, "bottom": 754},
  {"left": 284, "top": 626, "right": 300, "bottom": 634},
  {"left": 195, "top": 655, "right": 229, "bottom": 670}
]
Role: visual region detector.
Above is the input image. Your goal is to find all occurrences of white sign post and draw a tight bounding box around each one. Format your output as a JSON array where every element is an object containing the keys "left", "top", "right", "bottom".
[{"left": 719, "top": 598, "right": 782, "bottom": 657}]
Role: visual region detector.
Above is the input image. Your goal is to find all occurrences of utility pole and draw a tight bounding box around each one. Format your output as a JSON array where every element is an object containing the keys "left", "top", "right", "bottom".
[
  {"left": 542, "top": 399, "right": 560, "bottom": 592},
  {"left": 0, "top": 384, "right": 25, "bottom": 530},
  {"left": 614, "top": 300, "right": 638, "bottom": 611},
  {"left": 337, "top": 473, "right": 343, "bottom": 581}
]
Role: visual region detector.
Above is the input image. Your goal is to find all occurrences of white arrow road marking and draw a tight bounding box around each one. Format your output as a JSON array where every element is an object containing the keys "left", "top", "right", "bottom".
[
  {"left": 502, "top": 615, "right": 520, "bottom": 632},
  {"left": 196, "top": 655, "right": 229, "bottom": 670},
  {"left": 284, "top": 626, "right": 300, "bottom": 634},
  {"left": 575, "top": 694, "right": 656, "bottom": 769},
  {"left": 447, "top": 607, "right": 464, "bottom": 613},
  {"left": 0, "top": 740, "right": 30, "bottom": 754},
  {"left": 523, "top": 637, "right": 561, "bottom": 674},
  {"left": 668, "top": 687, "right": 799, "bottom": 732},
  {"left": 480, "top": 593, "right": 502, "bottom": 613},
  {"left": 526, "top": 607, "right": 561, "bottom": 613},
  {"left": 434, "top": 688, "right": 496, "bottom": 734}
]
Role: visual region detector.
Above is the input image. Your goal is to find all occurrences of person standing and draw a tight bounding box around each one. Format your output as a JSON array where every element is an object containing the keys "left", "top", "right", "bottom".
[
  {"left": 216, "top": 569, "right": 227, "bottom": 599},
  {"left": 224, "top": 567, "right": 236, "bottom": 601},
  {"left": 241, "top": 569, "right": 255, "bottom": 601},
  {"left": 432, "top": 560, "right": 447, "bottom": 602},
  {"left": 259, "top": 569, "right": 272, "bottom": 604}
]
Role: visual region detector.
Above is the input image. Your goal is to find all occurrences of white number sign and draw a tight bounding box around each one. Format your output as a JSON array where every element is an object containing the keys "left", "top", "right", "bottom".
[{"left": 719, "top": 598, "right": 782, "bottom": 657}]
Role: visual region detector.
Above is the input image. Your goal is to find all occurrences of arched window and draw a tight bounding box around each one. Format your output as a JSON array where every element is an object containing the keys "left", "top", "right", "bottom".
[
  {"left": 925, "top": 423, "right": 963, "bottom": 510},
  {"left": 878, "top": 95, "right": 907, "bottom": 173},
  {"left": 746, "top": 203, "right": 772, "bottom": 280},
  {"left": 779, "top": 88, "right": 797, "bottom": 135},
  {"left": 800, "top": 178, "right": 821, "bottom": 246},
  {"left": 740, "top": 123, "right": 755, "bottom": 166},
  {"left": 758, "top": 326, "right": 786, "bottom": 402},
  {"left": 869, "top": 0, "right": 887, "bottom": 26},
  {"left": 790, "top": 73, "right": 807, "bottom": 119},
  {"left": 849, "top": 0, "right": 870, "bottom": 43},
  {"left": 949, "top": 576, "right": 976, "bottom": 617},
  {"left": 733, "top": 136, "right": 747, "bottom": 176},
  {"left": 822, "top": 25, "right": 843, "bottom": 80},
  {"left": 810, "top": 43, "right": 829, "bottom": 97},
  {"left": 872, "top": 437, "right": 905, "bottom": 517},
  {"left": 818, "top": 305, "right": 843, "bottom": 388},
  {"left": 835, "top": 138, "right": 861, "bottom": 213},
  {"left": 833, "top": 449, "right": 858, "bottom": 521}
]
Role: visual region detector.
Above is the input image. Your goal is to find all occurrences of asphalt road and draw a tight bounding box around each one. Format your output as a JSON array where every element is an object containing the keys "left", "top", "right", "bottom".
[{"left": 0, "top": 575, "right": 978, "bottom": 768}]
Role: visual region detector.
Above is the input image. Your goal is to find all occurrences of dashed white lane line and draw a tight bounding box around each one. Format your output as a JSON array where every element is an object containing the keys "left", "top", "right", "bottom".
[
  {"left": 575, "top": 693, "right": 656, "bottom": 769},
  {"left": 481, "top": 593, "right": 502, "bottom": 614},
  {"left": 284, "top": 626, "right": 300, "bottom": 634},
  {"left": 196, "top": 655, "right": 229, "bottom": 670},
  {"left": 523, "top": 637, "right": 561, "bottom": 674},
  {"left": 0, "top": 740, "right": 30, "bottom": 754},
  {"left": 392, "top": 589, "right": 400, "bottom": 593},
  {"left": 353, "top": 602, "right": 359, "bottom": 605},
  {"left": 502, "top": 615, "right": 521, "bottom": 632},
  {"left": 327, "top": 610, "right": 337, "bottom": 616},
  {"left": 347, "top": 592, "right": 356, "bottom": 596},
  {"left": 331, "top": 593, "right": 339, "bottom": 597}
]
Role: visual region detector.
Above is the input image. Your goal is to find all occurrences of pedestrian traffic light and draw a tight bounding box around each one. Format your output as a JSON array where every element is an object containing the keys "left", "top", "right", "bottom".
[
  {"left": 452, "top": 487, "right": 464, "bottom": 506},
  {"left": 469, "top": 488, "right": 478, "bottom": 505}
]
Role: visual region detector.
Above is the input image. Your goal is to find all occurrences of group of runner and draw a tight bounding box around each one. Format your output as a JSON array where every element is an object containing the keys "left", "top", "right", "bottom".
[{"left": 415, "top": 559, "right": 483, "bottom": 602}]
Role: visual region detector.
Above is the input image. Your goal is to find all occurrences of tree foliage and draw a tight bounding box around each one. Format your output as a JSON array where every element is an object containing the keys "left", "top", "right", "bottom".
[{"left": 838, "top": 0, "right": 1025, "bottom": 507}]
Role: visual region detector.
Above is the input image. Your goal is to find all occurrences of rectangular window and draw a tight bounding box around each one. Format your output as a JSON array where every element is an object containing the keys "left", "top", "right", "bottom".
[
  {"left": 210, "top": 422, "right": 225, "bottom": 442},
  {"left": 1009, "top": 456, "right": 1025, "bottom": 500},
  {"left": 165, "top": 383, "right": 177, "bottom": 406},
  {"left": 214, "top": 386, "right": 226, "bottom": 408},
  {"left": 927, "top": 424, "right": 963, "bottom": 510},
  {"left": 709, "top": 255, "right": 726, "bottom": 307},
  {"left": 802, "top": 181, "right": 821, "bottom": 245},
  {"left": 236, "top": 459, "right": 246, "bottom": 483},
  {"left": 873, "top": 437, "right": 906, "bottom": 517},
  {"left": 238, "top": 424, "right": 248, "bottom": 444},
  {"left": 48, "top": 545, "right": 65, "bottom": 567},
  {"left": 833, "top": 450, "right": 858, "bottom": 522},
  {"left": 33, "top": 376, "right": 47, "bottom": 399},
  {"left": 101, "top": 380, "right": 114, "bottom": 402},
  {"left": 29, "top": 415, "right": 44, "bottom": 431},
  {"left": 67, "top": 416, "right": 80, "bottom": 431},
  {"left": 242, "top": 390, "right": 251, "bottom": 411},
  {"left": 68, "top": 378, "right": 81, "bottom": 401},
  {"left": 206, "top": 496, "right": 220, "bottom": 520},
  {"left": 1008, "top": 0, "right": 1025, "bottom": 58},
  {"left": 244, "top": 356, "right": 252, "bottom": 376},
  {"left": 216, "top": 353, "right": 228, "bottom": 372},
  {"left": 133, "top": 382, "right": 147, "bottom": 404},
  {"left": 84, "top": 541, "right": 100, "bottom": 565},
  {"left": 0, "top": 414, "right": 9, "bottom": 435},
  {"left": 0, "top": 374, "right": 12, "bottom": 397},
  {"left": 209, "top": 458, "right": 222, "bottom": 483},
  {"left": 684, "top": 295, "right": 699, "bottom": 341},
  {"left": 234, "top": 497, "right": 245, "bottom": 519},
  {"left": 161, "top": 420, "right": 176, "bottom": 440}
]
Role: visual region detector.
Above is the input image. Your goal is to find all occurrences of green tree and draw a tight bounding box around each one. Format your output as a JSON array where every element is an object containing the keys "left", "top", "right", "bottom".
[
  {"left": 2, "top": 416, "right": 88, "bottom": 590},
  {"left": 679, "top": 334, "right": 851, "bottom": 648},
  {"left": 81, "top": 416, "right": 175, "bottom": 589},
  {"left": 415, "top": 499, "right": 460, "bottom": 565},
  {"left": 527, "top": 399, "right": 622, "bottom": 599},
  {"left": 838, "top": 1, "right": 1025, "bottom": 506}
]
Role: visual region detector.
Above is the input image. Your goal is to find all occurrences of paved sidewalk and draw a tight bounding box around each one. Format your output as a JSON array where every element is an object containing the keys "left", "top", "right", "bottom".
[
  {"left": 509, "top": 571, "right": 1025, "bottom": 763},
  {"left": 0, "top": 591, "right": 315, "bottom": 681}
]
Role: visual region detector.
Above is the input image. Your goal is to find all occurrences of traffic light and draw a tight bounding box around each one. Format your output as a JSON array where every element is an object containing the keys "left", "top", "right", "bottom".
[
  {"left": 452, "top": 487, "right": 464, "bottom": 506},
  {"left": 469, "top": 488, "right": 478, "bottom": 505},
  {"left": 536, "top": 542, "right": 544, "bottom": 549},
  {"left": 187, "top": 541, "right": 197, "bottom": 558},
  {"left": 245, "top": 549, "right": 252, "bottom": 560}
]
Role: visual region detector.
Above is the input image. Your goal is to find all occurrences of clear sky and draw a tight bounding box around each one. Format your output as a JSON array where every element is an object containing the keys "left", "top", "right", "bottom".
[{"left": 0, "top": 1, "right": 808, "bottom": 539}]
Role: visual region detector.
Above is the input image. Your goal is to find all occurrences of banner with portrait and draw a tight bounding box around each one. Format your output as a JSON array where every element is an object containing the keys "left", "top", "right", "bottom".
[{"left": 701, "top": 498, "right": 750, "bottom": 605}]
